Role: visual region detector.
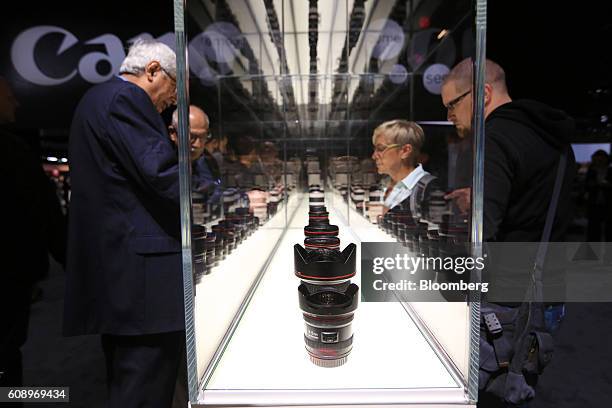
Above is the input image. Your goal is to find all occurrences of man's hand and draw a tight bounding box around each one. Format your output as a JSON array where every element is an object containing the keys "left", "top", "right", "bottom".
[{"left": 444, "top": 187, "right": 471, "bottom": 214}]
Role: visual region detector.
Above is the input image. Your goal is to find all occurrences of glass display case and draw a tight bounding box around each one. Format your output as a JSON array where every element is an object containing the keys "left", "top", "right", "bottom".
[{"left": 172, "top": 0, "right": 486, "bottom": 406}]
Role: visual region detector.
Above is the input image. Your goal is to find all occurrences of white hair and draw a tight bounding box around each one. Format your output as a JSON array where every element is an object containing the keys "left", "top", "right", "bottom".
[{"left": 119, "top": 38, "right": 176, "bottom": 79}]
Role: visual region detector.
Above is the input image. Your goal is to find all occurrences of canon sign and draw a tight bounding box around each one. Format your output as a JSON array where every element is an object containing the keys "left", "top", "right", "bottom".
[
  {"left": 10, "top": 26, "right": 177, "bottom": 86},
  {"left": 10, "top": 24, "right": 247, "bottom": 88}
]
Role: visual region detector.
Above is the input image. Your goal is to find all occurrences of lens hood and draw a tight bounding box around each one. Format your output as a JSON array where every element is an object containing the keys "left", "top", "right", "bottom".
[{"left": 294, "top": 243, "right": 356, "bottom": 281}]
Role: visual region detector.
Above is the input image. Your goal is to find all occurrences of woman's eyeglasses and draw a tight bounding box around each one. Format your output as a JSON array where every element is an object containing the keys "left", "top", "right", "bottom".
[{"left": 372, "top": 143, "right": 402, "bottom": 154}]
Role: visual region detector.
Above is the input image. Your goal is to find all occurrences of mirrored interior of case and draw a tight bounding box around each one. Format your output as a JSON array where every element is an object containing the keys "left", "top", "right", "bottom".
[{"left": 179, "top": 0, "right": 480, "bottom": 406}]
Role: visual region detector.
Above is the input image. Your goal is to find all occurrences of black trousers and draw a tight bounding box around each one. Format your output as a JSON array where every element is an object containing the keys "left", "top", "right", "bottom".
[{"left": 101, "top": 331, "right": 185, "bottom": 408}]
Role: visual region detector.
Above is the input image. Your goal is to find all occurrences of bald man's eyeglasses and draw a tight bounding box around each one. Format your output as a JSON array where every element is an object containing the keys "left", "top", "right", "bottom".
[
  {"left": 444, "top": 89, "right": 471, "bottom": 111},
  {"left": 189, "top": 130, "right": 212, "bottom": 143},
  {"left": 169, "top": 127, "right": 211, "bottom": 142}
]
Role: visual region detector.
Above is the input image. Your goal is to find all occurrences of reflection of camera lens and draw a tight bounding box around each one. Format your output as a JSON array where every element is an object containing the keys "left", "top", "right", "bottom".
[
  {"left": 192, "top": 225, "right": 206, "bottom": 278},
  {"left": 308, "top": 205, "right": 329, "bottom": 223},
  {"left": 294, "top": 243, "right": 359, "bottom": 367},
  {"left": 217, "top": 222, "right": 236, "bottom": 253},
  {"left": 304, "top": 236, "right": 340, "bottom": 251},
  {"left": 192, "top": 193, "right": 208, "bottom": 225},
  {"left": 309, "top": 189, "right": 325, "bottom": 206},
  {"left": 235, "top": 207, "right": 253, "bottom": 236},
  {"left": 204, "top": 232, "right": 217, "bottom": 270},
  {"left": 304, "top": 205, "right": 339, "bottom": 238},
  {"left": 304, "top": 223, "right": 339, "bottom": 238},
  {"left": 350, "top": 186, "right": 365, "bottom": 210}
]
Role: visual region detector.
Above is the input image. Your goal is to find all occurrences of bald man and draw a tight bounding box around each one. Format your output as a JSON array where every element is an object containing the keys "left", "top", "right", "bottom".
[
  {"left": 168, "top": 105, "right": 209, "bottom": 162},
  {"left": 441, "top": 58, "right": 576, "bottom": 242},
  {"left": 169, "top": 105, "right": 218, "bottom": 198},
  {"left": 442, "top": 59, "right": 577, "bottom": 406}
]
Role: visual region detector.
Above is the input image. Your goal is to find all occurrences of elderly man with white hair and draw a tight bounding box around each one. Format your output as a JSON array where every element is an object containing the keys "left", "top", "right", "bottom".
[{"left": 64, "top": 39, "right": 186, "bottom": 407}]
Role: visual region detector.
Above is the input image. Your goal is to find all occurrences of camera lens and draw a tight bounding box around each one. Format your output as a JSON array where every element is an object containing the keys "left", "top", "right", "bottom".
[
  {"left": 309, "top": 189, "right": 325, "bottom": 206},
  {"left": 351, "top": 186, "right": 365, "bottom": 210},
  {"left": 304, "top": 223, "right": 339, "bottom": 238},
  {"left": 192, "top": 193, "right": 208, "bottom": 225},
  {"left": 304, "top": 236, "right": 340, "bottom": 251},
  {"left": 294, "top": 241, "right": 359, "bottom": 367},
  {"left": 308, "top": 205, "right": 329, "bottom": 223},
  {"left": 304, "top": 205, "right": 339, "bottom": 238},
  {"left": 235, "top": 207, "right": 253, "bottom": 236},
  {"left": 298, "top": 283, "right": 359, "bottom": 367},
  {"left": 192, "top": 225, "right": 206, "bottom": 279},
  {"left": 204, "top": 232, "right": 217, "bottom": 270}
]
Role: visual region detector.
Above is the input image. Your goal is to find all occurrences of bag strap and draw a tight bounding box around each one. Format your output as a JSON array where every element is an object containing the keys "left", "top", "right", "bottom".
[
  {"left": 409, "top": 173, "right": 437, "bottom": 218},
  {"left": 509, "top": 151, "right": 567, "bottom": 377},
  {"left": 532, "top": 152, "right": 567, "bottom": 296}
]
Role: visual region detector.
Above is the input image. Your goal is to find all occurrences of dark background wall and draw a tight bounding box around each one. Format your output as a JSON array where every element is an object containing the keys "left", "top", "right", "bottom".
[{"left": 1, "top": 0, "right": 610, "bottom": 141}]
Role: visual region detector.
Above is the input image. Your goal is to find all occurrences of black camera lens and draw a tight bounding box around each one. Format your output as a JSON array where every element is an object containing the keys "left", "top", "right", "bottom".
[
  {"left": 304, "top": 236, "right": 340, "bottom": 251},
  {"left": 304, "top": 205, "right": 339, "bottom": 238},
  {"left": 267, "top": 201, "right": 278, "bottom": 216},
  {"left": 192, "top": 225, "right": 207, "bottom": 278},
  {"left": 304, "top": 223, "right": 339, "bottom": 238},
  {"left": 204, "top": 232, "right": 217, "bottom": 270},
  {"left": 192, "top": 193, "right": 208, "bottom": 225},
  {"left": 234, "top": 207, "right": 254, "bottom": 236},
  {"left": 294, "top": 243, "right": 358, "bottom": 367},
  {"left": 216, "top": 222, "right": 236, "bottom": 253},
  {"left": 226, "top": 213, "right": 247, "bottom": 244},
  {"left": 351, "top": 186, "right": 365, "bottom": 211},
  {"left": 298, "top": 283, "right": 359, "bottom": 367},
  {"left": 308, "top": 205, "right": 329, "bottom": 223}
]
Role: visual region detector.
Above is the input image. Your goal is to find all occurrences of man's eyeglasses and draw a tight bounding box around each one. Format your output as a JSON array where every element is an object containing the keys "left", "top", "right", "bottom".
[
  {"left": 189, "top": 130, "right": 212, "bottom": 143},
  {"left": 444, "top": 89, "right": 471, "bottom": 111},
  {"left": 373, "top": 143, "right": 402, "bottom": 154},
  {"left": 161, "top": 67, "right": 176, "bottom": 85},
  {"left": 169, "top": 127, "right": 211, "bottom": 142}
]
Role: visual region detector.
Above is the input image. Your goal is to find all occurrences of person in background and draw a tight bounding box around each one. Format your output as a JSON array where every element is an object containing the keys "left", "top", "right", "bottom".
[
  {"left": 0, "top": 77, "right": 66, "bottom": 406},
  {"left": 168, "top": 105, "right": 220, "bottom": 206},
  {"left": 64, "top": 39, "right": 185, "bottom": 408},
  {"left": 585, "top": 149, "right": 612, "bottom": 241},
  {"left": 227, "top": 135, "right": 259, "bottom": 188},
  {"left": 441, "top": 58, "right": 577, "bottom": 407},
  {"left": 205, "top": 133, "right": 228, "bottom": 174},
  {"left": 371, "top": 119, "right": 431, "bottom": 213}
]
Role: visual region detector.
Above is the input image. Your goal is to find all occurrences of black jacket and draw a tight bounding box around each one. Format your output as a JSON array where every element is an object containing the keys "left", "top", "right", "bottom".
[
  {"left": 484, "top": 100, "right": 577, "bottom": 242},
  {"left": 64, "top": 77, "right": 186, "bottom": 336}
]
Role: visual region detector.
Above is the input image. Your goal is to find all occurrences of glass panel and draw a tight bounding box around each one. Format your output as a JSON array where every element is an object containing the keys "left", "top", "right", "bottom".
[
  {"left": 182, "top": 0, "right": 294, "bottom": 392},
  {"left": 176, "top": 0, "right": 482, "bottom": 405}
]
